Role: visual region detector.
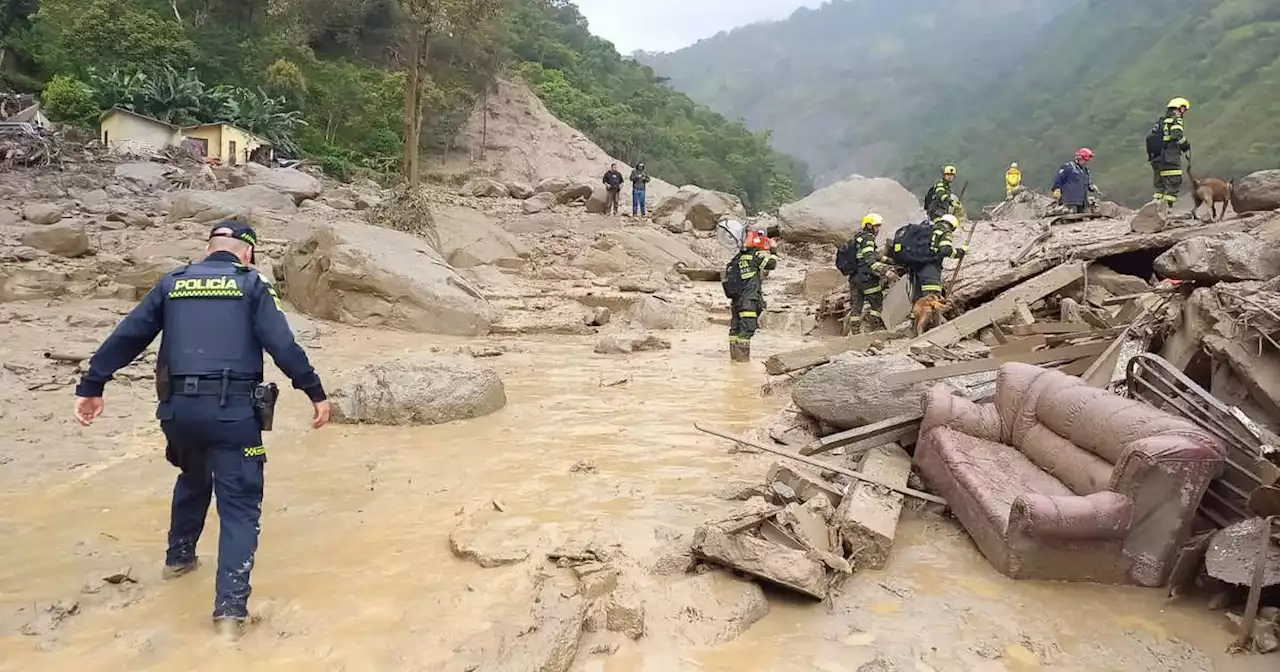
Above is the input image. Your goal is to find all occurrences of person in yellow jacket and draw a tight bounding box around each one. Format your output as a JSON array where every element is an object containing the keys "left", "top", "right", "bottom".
[{"left": 1005, "top": 162, "right": 1022, "bottom": 199}]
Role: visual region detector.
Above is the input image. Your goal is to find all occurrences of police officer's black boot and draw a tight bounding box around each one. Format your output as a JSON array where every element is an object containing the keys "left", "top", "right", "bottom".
[
  {"left": 213, "top": 616, "right": 246, "bottom": 640},
  {"left": 162, "top": 558, "right": 200, "bottom": 580}
]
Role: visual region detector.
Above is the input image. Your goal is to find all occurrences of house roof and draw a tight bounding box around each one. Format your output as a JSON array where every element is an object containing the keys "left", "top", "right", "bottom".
[
  {"left": 99, "top": 107, "right": 180, "bottom": 130},
  {"left": 181, "top": 122, "right": 272, "bottom": 146},
  {"left": 11, "top": 103, "right": 47, "bottom": 123}
]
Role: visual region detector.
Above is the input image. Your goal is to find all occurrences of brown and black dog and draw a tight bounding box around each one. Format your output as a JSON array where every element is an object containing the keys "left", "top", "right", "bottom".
[
  {"left": 1188, "top": 166, "right": 1233, "bottom": 222},
  {"left": 912, "top": 294, "right": 950, "bottom": 336}
]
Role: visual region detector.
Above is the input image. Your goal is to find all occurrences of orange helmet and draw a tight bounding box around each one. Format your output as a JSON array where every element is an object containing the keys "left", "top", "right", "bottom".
[{"left": 744, "top": 230, "right": 772, "bottom": 251}]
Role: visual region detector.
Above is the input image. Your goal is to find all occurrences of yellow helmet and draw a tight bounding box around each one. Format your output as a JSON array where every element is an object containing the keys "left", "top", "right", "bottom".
[
  {"left": 1167, "top": 97, "right": 1191, "bottom": 110},
  {"left": 861, "top": 213, "right": 884, "bottom": 229},
  {"left": 942, "top": 165, "right": 957, "bottom": 176}
]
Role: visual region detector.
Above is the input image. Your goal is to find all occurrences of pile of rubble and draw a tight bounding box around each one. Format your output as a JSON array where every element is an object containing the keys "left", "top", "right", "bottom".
[{"left": 694, "top": 177, "right": 1280, "bottom": 653}]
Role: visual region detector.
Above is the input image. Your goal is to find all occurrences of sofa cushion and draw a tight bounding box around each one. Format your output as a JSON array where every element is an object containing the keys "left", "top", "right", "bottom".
[
  {"left": 925, "top": 426, "right": 1074, "bottom": 531},
  {"left": 1016, "top": 422, "right": 1115, "bottom": 495}
]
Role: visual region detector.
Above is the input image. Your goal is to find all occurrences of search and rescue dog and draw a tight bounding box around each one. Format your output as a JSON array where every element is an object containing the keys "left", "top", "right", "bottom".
[
  {"left": 1188, "top": 167, "right": 1232, "bottom": 222},
  {"left": 913, "top": 294, "right": 950, "bottom": 336}
]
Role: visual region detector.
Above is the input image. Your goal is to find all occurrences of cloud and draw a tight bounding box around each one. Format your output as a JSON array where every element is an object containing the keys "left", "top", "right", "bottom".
[{"left": 573, "top": 0, "right": 825, "bottom": 54}]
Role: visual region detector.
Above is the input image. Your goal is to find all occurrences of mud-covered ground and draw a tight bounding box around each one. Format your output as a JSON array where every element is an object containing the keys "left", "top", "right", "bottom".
[{"left": 0, "top": 299, "right": 1271, "bottom": 671}]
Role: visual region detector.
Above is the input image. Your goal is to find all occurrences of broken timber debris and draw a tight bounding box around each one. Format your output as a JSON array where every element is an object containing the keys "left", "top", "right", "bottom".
[
  {"left": 801, "top": 412, "right": 921, "bottom": 457},
  {"left": 694, "top": 422, "right": 946, "bottom": 505},
  {"left": 884, "top": 341, "right": 1107, "bottom": 386},
  {"left": 763, "top": 331, "right": 882, "bottom": 376},
  {"left": 834, "top": 443, "right": 912, "bottom": 570},
  {"left": 765, "top": 462, "right": 843, "bottom": 507},
  {"left": 912, "top": 262, "right": 1086, "bottom": 348}
]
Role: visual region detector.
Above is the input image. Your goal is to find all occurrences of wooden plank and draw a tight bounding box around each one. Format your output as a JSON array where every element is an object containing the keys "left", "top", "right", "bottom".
[
  {"left": 884, "top": 342, "right": 1108, "bottom": 386},
  {"left": 989, "top": 320, "right": 1009, "bottom": 345},
  {"left": 1044, "top": 326, "right": 1124, "bottom": 346},
  {"left": 801, "top": 412, "right": 923, "bottom": 456},
  {"left": 694, "top": 423, "right": 947, "bottom": 505},
  {"left": 912, "top": 262, "right": 1086, "bottom": 348},
  {"left": 1010, "top": 228, "right": 1052, "bottom": 267},
  {"left": 1101, "top": 286, "right": 1178, "bottom": 306},
  {"left": 1012, "top": 322, "right": 1092, "bottom": 335},
  {"left": 990, "top": 336, "right": 1046, "bottom": 357},
  {"left": 1056, "top": 357, "right": 1095, "bottom": 377},
  {"left": 1082, "top": 308, "right": 1150, "bottom": 387},
  {"left": 1114, "top": 300, "right": 1142, "bottom": 324},
  {"left": 1080, "top": 307, "right": 1115, "bottom": 330},
  {"left": 763, "top": 332, "right": 881, "bottom": 376}
]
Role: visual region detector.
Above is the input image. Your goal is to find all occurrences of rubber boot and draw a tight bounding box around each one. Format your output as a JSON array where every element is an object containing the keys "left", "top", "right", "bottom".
[
  {"left": 861, "top": 314, "right": 885, "bottom": 334},
  {"left": 1156, "top": 199, "right": 1170, "bottom": 225},
  {"left": 213, "top": 617, "right": 246, "bottom": 641},
  {"left": 729, "top": 342, "right": 750, "bottom": 362}
]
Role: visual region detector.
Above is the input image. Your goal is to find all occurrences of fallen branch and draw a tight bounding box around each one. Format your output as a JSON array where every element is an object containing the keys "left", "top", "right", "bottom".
[
  {"left": 694, "top": 422, "right": 946, "bottom": 505},
  {"left": 43, "top": 351, "right": 91, "bottom": 363}
]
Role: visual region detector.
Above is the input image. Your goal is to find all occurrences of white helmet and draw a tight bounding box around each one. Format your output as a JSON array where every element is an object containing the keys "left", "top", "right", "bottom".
[
  {"left": 715, "top": 219, "right": 746, "bottom": 251},
  {"left": 1010, "top": 162, "right": 1018, "bottom": 168}
]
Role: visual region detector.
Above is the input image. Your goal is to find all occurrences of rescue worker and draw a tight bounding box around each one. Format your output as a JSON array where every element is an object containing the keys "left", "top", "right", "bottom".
[
  {"left": 727, "top": 229, "right": 778, "bottom": 362},
  {"left": 924, "top": 165, "right": 963, "bottom": 220},
  {"left": 1005, "top": 162, "right": 1022, "bottom": 199},
  {"left": 836, "top": 214, "right": 898, "bottom": 333},
  {"left": 1051, "top": 148, "right": 1100, "bottom": 213},
  {"left": 73, "top": 221, "right": 330, "bottom": 638},
  {"left": 602, "top": 162, "right": 624, "bottom": 215},
  {"left": 1149, "top": 97, "right": 1192, "bottom": 217},
  {"left": 629, "top": 162, "right": 651, "bottom": 217},
  {"left": 899, "top": 214, "right": 965, "bottom": 302}
]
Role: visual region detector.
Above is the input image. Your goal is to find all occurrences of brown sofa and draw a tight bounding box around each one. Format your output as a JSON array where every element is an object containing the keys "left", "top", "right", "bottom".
[{"left": 915, "top": 363, "right": 1224, "bottom": 586}]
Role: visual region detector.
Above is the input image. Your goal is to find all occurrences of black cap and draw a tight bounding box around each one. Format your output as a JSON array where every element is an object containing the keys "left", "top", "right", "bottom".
[{"left": 208, "top": 220, "right": 257, "bottom": 263}]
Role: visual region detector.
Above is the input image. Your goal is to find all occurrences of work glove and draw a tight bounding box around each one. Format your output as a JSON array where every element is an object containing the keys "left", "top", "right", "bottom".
[
  {"left": 953, "top": 246, "right": 967, "bottom": 260},
  {"left": 884, "top": 268, "right": 901, "bottom": 284}
]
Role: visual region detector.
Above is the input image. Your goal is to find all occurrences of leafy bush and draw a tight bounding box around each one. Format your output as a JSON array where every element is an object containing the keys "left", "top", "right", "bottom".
[{"left": 41, "top": 74, "right": 98, "bottom": 126}]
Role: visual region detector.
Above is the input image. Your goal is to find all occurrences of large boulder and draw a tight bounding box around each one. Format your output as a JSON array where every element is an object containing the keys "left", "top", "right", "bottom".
[
  {"left": 228, "top": 164, "right": 322, "bottom": 205},
  {"left": 506, "top": 181, "right": 534, "bottom": 199},
  {"left": 629, "top": 295, "right": 705, "bottom": 330},
  {"left": 1086, "top": 264, "right": 1150, "bottom": 296},
  {"left": 22, "top": 203, "right": 64, "bottom": 225},
  {"left": 523, "top": 191, "right": 556, "bottom": 214},
  {"left": 331, "top": 356, "right": 506, "bottom": 425},
  {"left": 432, "top": 205, "right": 529, "bottom": 269},
  {"left": 571, "top": 229, "right": 709, "bottom": 276},
  {"left": 1154, "top": 233, "right": 1280, "bottom": 282},
  {"left": 1230, "top": 169, "right": 1280, "bottom": 214},
  {"left": 585, "top": 185, "right": 610, "bottom": 214},
  {"left": 654, "top": 186, "right": 746, "bottom": 231},
  {"left": 21, "top": 222, "right": 89, "bottom": 257},
  {"left": 792, "top": 353, "right": 941, "bottom": 430},
  {"left": 167, "top": 185, "right": 297, "bottom": 223},
  {"left": 534, "top": 176, "right": 574, "bottom": 195},
  {"left": 460, "top": 177, "right": 511, "bottom": 198},
  {"left": 779, "top": 175, "right": 923, "bottom": 245},
  {"left": 278, "top": 218, "right": 494, "bottom": 336},
  {"left": 114, "top": 162, "right": 173, "bottom": 191},
  {"left": 556, "top": 180, "right": 594, "bottom": 205}
]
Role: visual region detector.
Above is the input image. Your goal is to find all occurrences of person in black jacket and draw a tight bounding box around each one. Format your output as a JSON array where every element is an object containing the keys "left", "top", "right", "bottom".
[
  {"left": 1149, "top": 97, "right": 1192, "bottom": 218},
  {"left": 924, "top": 165, "right": 961, "bottom": 220},
  {"left": 602, "top": 163, "right": 624, "bottom": 215},
  {"left": 629, "top": 162, "right": 651, "bottom": 217},
  {"left": 73, "top": 221, "right": 330, "bottom": 638},
  {"left": 835, "top": 213, "right": 897, "bottom": 334}
]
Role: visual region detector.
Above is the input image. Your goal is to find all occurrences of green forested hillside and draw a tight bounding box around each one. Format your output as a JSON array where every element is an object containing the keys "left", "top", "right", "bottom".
[
  {"left": 645, "top": 0, "right": 1280, "bottom": 207},
  {"left": 0, "top": 0, "right": 807, "bottom": 211}
]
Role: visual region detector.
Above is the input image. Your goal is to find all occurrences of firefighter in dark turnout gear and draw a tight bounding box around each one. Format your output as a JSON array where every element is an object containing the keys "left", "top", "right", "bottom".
[
  {"left": 726, "top": 230, "right": 778, "bottom": 362},
  {"left": 896, "top": 214, "right": 965, "bottom": 302},
  {"left": 924, "top": 165, "right": 962, "bottom": 220},
  {"left": 73, "top": 221, "right": 331, "bottom": 638},
  {"left": 1149, "top": 97, "right": 1191, "bottom": 217},
  {"left": 835, "top": 213, "right": 898, "bottom": 334}
]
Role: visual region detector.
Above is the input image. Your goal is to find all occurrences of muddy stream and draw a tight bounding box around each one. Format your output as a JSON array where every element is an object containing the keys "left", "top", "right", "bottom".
[{"left": 0, "top": 325, "right": 1270, "bottom": 671}]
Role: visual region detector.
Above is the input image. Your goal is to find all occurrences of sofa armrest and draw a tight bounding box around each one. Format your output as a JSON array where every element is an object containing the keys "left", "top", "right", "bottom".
[
  {"left": 1007, "top": 491, "right": 1133, "bottom": 541},
  {"left": 1110, "top": 433, "right": 1225, "bottom": 495},
  {"left": 920, "top": 384, "right": 1003, "bottom": 444}
]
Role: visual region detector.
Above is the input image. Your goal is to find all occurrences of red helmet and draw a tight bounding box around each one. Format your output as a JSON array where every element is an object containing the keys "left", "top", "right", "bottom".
[{"left": 1075, "top": 147, "right": 1095, "bottom": 161}]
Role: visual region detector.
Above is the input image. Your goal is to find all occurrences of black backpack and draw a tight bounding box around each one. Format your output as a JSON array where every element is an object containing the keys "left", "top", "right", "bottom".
[
  {"left": 890, "top": 221, "right": 936, "bottom": 267},
  {"left": 1145, "top": 117, "right": 1166, "bottom": 161},
  {"left": 722, "top": 255, "right": 744, "bottom": 299},
  {"left": 835, "top": 239, "right": 858, "bottom": 276}
]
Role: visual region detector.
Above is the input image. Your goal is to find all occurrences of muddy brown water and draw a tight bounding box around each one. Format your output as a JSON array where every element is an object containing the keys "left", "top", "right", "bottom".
[{"left": 0, "top": 327, "right": 1271, "bottom": 671}]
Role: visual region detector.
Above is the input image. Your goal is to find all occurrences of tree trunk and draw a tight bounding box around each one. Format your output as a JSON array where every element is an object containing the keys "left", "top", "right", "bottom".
[
  {"left": 402, "top": 27, "right": 421, "bottom": 183},
  {"left": 409, "top": 30, "right": 431, "bottom": 186}
]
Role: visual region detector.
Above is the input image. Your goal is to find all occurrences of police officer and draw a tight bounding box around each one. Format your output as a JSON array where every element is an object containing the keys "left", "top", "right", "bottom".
[{"left": 73, "top": 221, "right": 330, "bottom": 638}]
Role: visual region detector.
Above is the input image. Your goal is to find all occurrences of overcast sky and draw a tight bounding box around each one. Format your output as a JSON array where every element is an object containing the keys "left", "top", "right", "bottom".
[{"left": 572, "top": 0, "right": 827, "bottom": 55}]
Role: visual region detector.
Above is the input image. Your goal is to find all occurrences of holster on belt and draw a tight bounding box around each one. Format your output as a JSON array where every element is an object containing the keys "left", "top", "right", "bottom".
[{"left": 253, "top": 382, "right": 279, "bottom": 431}]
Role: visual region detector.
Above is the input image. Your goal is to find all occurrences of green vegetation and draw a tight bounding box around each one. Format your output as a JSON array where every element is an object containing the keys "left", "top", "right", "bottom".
[
  {"left": 644, "top": 0, "right": 1280, "bottom": 207},
  {"left": 0, "top": 0, "right": 809, "bottom": 210}
]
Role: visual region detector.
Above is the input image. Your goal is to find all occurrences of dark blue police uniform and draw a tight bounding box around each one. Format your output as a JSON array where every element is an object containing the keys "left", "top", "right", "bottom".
[{"left": 75, "top": 222, "right": 326, "bottom": 622}]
